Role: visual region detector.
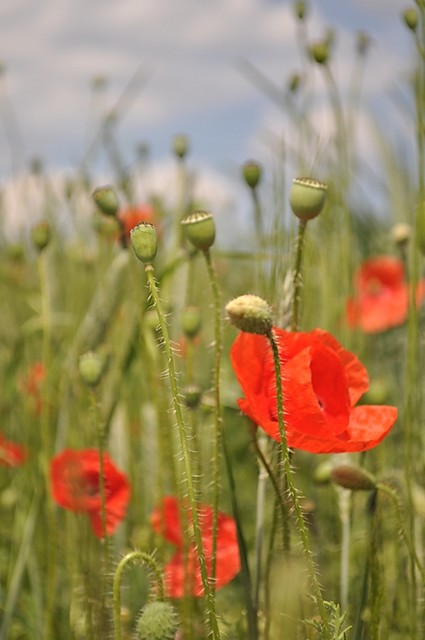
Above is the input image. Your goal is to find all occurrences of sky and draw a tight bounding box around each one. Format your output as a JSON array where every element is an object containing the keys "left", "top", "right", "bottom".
[{"left": 0, "top": 0, "right": 417, "bottom": 234}]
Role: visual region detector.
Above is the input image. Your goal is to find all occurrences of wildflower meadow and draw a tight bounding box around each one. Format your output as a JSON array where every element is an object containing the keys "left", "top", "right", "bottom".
[{"left": 2, "top": 3, "right": 425, "bottom": 640}]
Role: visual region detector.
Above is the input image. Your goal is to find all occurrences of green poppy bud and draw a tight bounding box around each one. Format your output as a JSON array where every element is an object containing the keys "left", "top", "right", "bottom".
[
  {"left": 135, "top": 601, "right": 179, "bottom": 640},
  {"left": 92, "top": 185, "right": 119, "bottom": 217},
  {"left": 31, "top": 221, "right": 51, "bottom": 252},
  {"left": 226, "top": 294, "right": 273, "bottom": 335},
  {"left": 331, "top": 465, "right": 376, "bottom": 492},
  {"left": 130, "top": 222, "right": 158, "bottom": 264},
  {"left": 79, "top": 351, "right": 108, "bottom": 387},
  {"left": 242, "top": 160, "right": 262, "bottom": 189},
  {"left": 289, "top": 177, "right": 328, "bottom": 221},
  {"left": 183, "top": 384, "right": 202, "bottom": 409},
  {"left": 309, "top": 40, "right": 329, "bottom": 65},
  {"left": 392, "top": 222, "right": 411, "bottom": 248},
  {"left": 172, "top": 133, "right": 189, "bottom": 160},
  {"left": 181, "top": 305, "right": 202, "bottom": 339},
  {"left": 288, "top": 72, "right": 301, "bottom": 93},
  {"left": 181, "top": 211, "right": 216, "bottom": 252},
  {"left": 295, "top": 0, "right": 307, "bottom": 20},
  {"left": 403, "top": 7, "right": 419, "bottom": 30}
]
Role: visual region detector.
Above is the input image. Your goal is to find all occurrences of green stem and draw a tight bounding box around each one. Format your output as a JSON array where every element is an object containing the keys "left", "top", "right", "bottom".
[
  {"left": 203, "top": 249, "right": 223, "bottom": 585},
  {"left": 267, "top": 330, "right": 331, "bottom": 637},
  {"left": 291, "top": 218, "right": 307, "bottom": 332},
  {"left": 144, "top": 264, "right": 221, "bottom": 640},
  {"left": 113, "top": 551, "right": 164, "bottom": 640}
]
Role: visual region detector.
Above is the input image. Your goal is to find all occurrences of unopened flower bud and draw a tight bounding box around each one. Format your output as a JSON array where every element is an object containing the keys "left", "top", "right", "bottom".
[
  {"left": 92, "top": 186, "right": 119, "bottom": 217},
  {"left": 289, "top": 177, "right": 328, "bottom": 221},
  {"left": 130, "top": 222, "right": 158, "bottom": 264},
  {"left": 79, "top": 351, "right": 108, "bottom": 387},
  {"left": 392, "top": 222, "right": 411, "bottom": 248},
  {"left": 403, "top": 7, "right": 419, "bottom": 30},
  {"left": 331, "top": 465, "right": 376, "bottom": 491},
  {"left": 31, "top": 221, "right": 51, "bottom": 252},
  {"left": 181, "top": 306, "right": 202, "bottom": 339},
  {"left": 226, "top": 294, "right": 273, "bottom": 335},
  {"left": 172, "top": 134, "right": 189, "bottom": 160},
  {"left": 181, "top": 211, "right": 216, "bottom": 252},
  {"left": 309, "top": 40, "right": 329, "bottom": 65},
  {"left": 183, "top": 384, "right": 202, "bottom": 409},
  {"left": 135, "top": 600, "right": 178, "bottom": 640},
  {"left": 313, "top": 460, "right": 332, "bottom": 485},
  {"left": 242, "top": 160, "right": 262, "bottom": 190}
]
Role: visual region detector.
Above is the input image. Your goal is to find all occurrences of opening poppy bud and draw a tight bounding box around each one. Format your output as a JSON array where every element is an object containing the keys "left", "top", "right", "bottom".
[
  {"left": 416, "top": 202, "right": 425, "bottom": 255},
  {"left": 242, "top": 160, "right": 262, "bottom": 189},
  {"left": 135, "top": 600, "right": 179, "bottom": 640},
  {"left": 330, "top": 465, "right": 376, "bottom": 492},
  {"left": 181, "top": 305, "right": 202, "bottom": 339},
  {"left": 181, "top": 211, "right": 216, "bottom": 252},
  {"left": 92, "top": 185, "right": 119, "bottom": 217},
  {"left": 403, "top": 7, "right": 419, "bottom": 30},
  {"left": 309, "top": 40, "right": 329, "bottom": 65},
  {"left": 294, "top": 0, "right": 307, "bottom": 20},
  {"left": 183, "top": 384, "right": 202, "bottom": 409},
  {"left": 31, "top": 221, "right": 51, "bottom": 252},
  {"left": 392, "top": 222, "right": 411, "bottom": 248},
  {"left": 289, "top": 177, "right": 328, "bottom": 221},
  {"left": 172, "top": 133, "right": 189, "bottom": 160},
  {"left": 225, "top": 294, "right": 273, "bottom": 335},
  {"left": 79, "top": 351, "right": 107, "bottom": 387},
  {"left": 130, "top": 222, "right": 158, "bottom": 264}
]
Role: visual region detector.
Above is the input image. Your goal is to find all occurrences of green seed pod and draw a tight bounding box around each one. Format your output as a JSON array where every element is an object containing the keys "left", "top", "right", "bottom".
[
  {"left": 309, "top": 40, "right": 329, "bottom": 65},
  {"left": 242, "top": 160, "right": 262, "bottom": 190},
  {"left": 31, "top": 221, "right": 51, "bottom": 252},
  {"left": 92, "top": 185, "right": 119, "bottom": 217},
  {"left": 172, "top": 133, "right": 189, "bottom": 160},
  {"left": 181, "top": 305, "right": 202, "bottom": 339},
  {"left": 403, "top": 7, "right": 419, "bottom": 30},
  {"left": 183, "top": 384, "right": 202, "bottom": 409},
  {"left": 289, "top": 177, "right": 328, "bottom": 221},
  {"left": 226, "top": 294, "right": 273, "bottom": 335},
  {"left": 135, "top": 601, "right": 178, "bottom": 640},
  {"left": 79, "top": 351, "right": 108, "bottom": 387},
  {"left": 295, "top": 0, "right": 307, "bottom": 20},
  {"left": 416, "top": 201, "right": 425, "bottom": 255},
  {"left": 330, "top": 465, "right": 376, "bottom": 492},
  {"left": 130, "top": 222, "right": 158, "bottom": 264},
  {"left": 181, "top": 211, "right": 216, "bottom": 252}
]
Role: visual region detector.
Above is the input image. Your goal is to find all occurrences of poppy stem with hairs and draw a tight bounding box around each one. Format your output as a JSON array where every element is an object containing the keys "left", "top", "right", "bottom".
[
  {"left": 113, "top": 551, "right": 164, "bottom": 640},
  {"left": 292, "top": 218, "right": 307, "bottom": 332},
  {"left": 267, "top": 329, "right": 331, "bottom": 637},
  {"left": 143, "top": 263, "right": 221, "bottom": 640}
]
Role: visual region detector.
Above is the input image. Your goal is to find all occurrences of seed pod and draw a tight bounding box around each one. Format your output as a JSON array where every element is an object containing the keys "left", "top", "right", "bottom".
[
  {"left": 92, "top": 186, "right": 119, "bottom": 217},
  {"left": 181, "top": 305, "right": 202, "bottom": 339},
  {"left": 403, "top": 7, "right": 419, "bottom": 31},
  {"left": 130, "top": 222, "right": 158, "bottom": 264},
  {"left": 172, "top": 134, "right": 189, "bottom": 160},
  {"left": 289, "top": 177, "right": 328, "bottom": 221},
  {"left": 181, "top": 211, "right": 216, "bottom": 252},
  {"left": 31, "top": 221, "right": 51, "bottom": 252},
  {"left": 242, "top": 160, "right": 262, "bottom": 190}
]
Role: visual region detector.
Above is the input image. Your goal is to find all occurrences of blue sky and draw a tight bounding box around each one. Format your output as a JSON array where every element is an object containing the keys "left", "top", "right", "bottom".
[{"left": 0, "top": 0, "right": 416, "bottom": 233}]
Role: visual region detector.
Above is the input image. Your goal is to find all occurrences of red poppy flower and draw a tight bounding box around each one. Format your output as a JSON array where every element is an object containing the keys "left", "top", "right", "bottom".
[
  {"left": 0, "top": 433, "right": 26, "bottom": 467},
  {"left": 151, "top": 496, "right": 240, "bottom": 598},
  {"left": 230, "top": 328, "right": 397, "bottom": 454},
  {"left": 346, "top": 256, "right": 425, "bottom": 333},
  {"left": 50, "top": 449, "right": 130, "bottom": 537},
  {"left": 20, "top": 361, "right": 45, "bottom": 414},
  {"left": 118, "top": 204, "right": 157, "bottom": 238}
]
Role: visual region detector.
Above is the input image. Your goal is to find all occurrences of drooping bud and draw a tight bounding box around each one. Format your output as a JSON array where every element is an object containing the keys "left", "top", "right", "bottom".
[
  {"left": 130, "top": 222, "right": 158, "bottom": 264},
  {"left": 403, "top": 7, "right": 419, "bottom": 31},
  {"left": 172, "top": 133, "right": 189, "bottom": 160},
  {"left": 31, "top": 221, "right": 51, "bottom": 252},
  {"left": 225, "top": 294, "right": 273, "bottom": 335},
  {"left": 79, "top": 351, "right": 108, "bottom": 387},
  {"left": 330, "top": 465, "right": 376, "bottom": 492},
  {"left": 181, "top": 305, "right": 202, "bottom": 339},
  {"left": 289, "top": 177, "right": 328, "bottom": 221},
  {"left": 135, "top": 601, "right": 179, "bottom": 640},
  {"left": 309, "top": 40, "right": 329, "bottom": 65},
  {"left": 242, "top": 160, "right": 262, "bottom": 190},
  {"left": 181, "top": 211, "right": 216, "bottom": 252},
  {"left": 183, "top": 384, "right": 202, "bottom": 409},
  {"left": 92, "top": 186, "right": 119, "bottom": 217}
]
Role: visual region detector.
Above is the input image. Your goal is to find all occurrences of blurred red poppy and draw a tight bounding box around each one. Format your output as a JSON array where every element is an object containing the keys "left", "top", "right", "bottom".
[
  {"left": 230, "top": 328, "right": 397, "bottom": 454},
  {"left": 151, "top": 496, "right": 240, "bottom": 598},
  {"left": 20, "top": 361, "right": 45, "bottom": 414},
  {"left": 118, "top": 204, "right": 157, "bottom": 238},
  {"left": 346, "top": 256, "right": 425, "bottom": 333},
  {"left": 50, "top": 449, "right": 130, "bottom": 537},
  {"left": 0, "top": 433, "right": 26, "bottom": 467}
]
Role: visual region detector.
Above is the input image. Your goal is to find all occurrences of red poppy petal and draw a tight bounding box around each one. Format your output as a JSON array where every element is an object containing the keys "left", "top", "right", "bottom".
[
  {"left": 151, "top": 496, "right": 184, "bottom": 546},
  {"left": 346, "top": 404, "right": 398, "bottom": 449}
]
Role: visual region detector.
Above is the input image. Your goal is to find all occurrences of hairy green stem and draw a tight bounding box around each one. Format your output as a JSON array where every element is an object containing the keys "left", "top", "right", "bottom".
[{"left": 291, "top": 218, "right": 307, "bottom": 331}]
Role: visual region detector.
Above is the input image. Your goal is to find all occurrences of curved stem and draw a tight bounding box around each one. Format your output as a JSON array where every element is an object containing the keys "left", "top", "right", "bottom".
[
  {"left": 113, "top": 551, "right": 165, "bottom": 640},
  {"left": 144, "top": 264, "right": 221, "bottom": 640}
]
